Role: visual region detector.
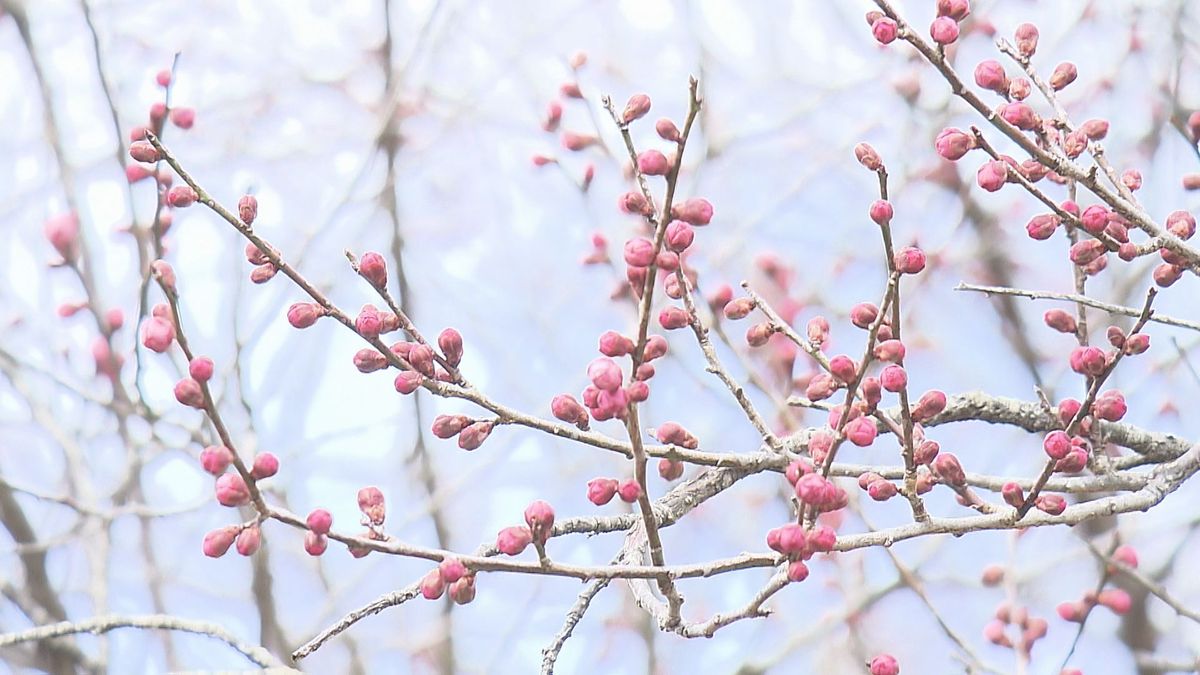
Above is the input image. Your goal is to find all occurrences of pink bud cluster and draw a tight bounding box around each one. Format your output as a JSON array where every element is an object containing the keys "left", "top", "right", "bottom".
[
  {"left": 496, "top": 500, "right": 556, "bottom": 557},
  {"left": 982, "top": 598, "right": 1049, "bottom": 653},
  {"left": 421, "top": 558, "right": 477, "bottom": 605},
  {"left": 585, "top": 476, "right": 644, "bottom": 505}
]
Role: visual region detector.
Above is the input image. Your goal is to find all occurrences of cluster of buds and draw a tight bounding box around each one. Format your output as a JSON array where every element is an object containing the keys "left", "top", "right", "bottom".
[
  {"left": 554, "top": 332, "right": 668, "bottom": 424},
  {"left": 787, "top": 461, "right": 848, "bottom": 514},
  {"left": 585, "top": 477, "right": 643, "bottom": 506},
  {"left": 420, "top": 557, "right": 477, "bottom": 605},
  {"left": 982, "top": 597, "right": 1050, "bottom": 654},
  {"left": 765, "top": 519, "right": 837, "bottom": 584},
  {"left": 202, "top": 524, "right": 262, "bottom": 558},
  {"left": 1057, "top": 582, "right": 1133, "bottom": 623},
  {"left": 496, "top": 500, "right": 556, "bottom": 557},
  {"left": 304, "top": 508, "right": 333, "bottom": 556}
]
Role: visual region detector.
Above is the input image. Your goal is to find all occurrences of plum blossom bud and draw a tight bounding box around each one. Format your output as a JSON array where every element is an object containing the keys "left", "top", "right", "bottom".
[
  {"left": 524, "top": 500, "right": 555, "bottom": 544},
  {"left": 869, "top": 199, "right": 893, "bottom": 226},
  {"left": 1112, "top": 545, "right": 1138, "bottom": 570},
  {"left": 625, "top": 380, "right": 649, "bottom": 403},
  {"left": 587, "top": 478, "right": 619, "bottom": 505},
  {"left": 974, "top": 60, "right": 1009, "bottom": 93},
  {"left": 287, "top": 303, "right": 324, "bottom": 329},
  {"left": 187, "top": 356, "right": 214, "bottom": 383},
  {"left": 1056, "top": 448, "right": 1088, "bottom": 473},
  {"left": 126, "top": 164, "right": 153, "bottom": 182},
  {"left": 251, "top": 452, "right": 279, "bottom": 480},
  {"left": 141, "top": 316, "right": 175, "bottom": 353},
  {"left": 542, "top": 100, "right": 563, "bottom": 132},
  {"left": 644, "top": 335, "right": 669, "bottom": 361},
  {"left": 655, "top": 117, "right": 681, "bottom": 142},
  {"left": 354, "top": 252, "right": 388, "bottom": 290},
  {"left": 167, "top": 185, "right": 198, "bottom": 208},
  {"left": 658, "top": 459, "right": 684, "bottom": 481},
  {"left": 1106, "top": 326, "right": 1126, "bottom": 349},
  {"left": 786, "top": 560, "right": 810, "bottom": 583},
  {"left": 174, "top": 378, "right": 205, "bottom": 409},
  {"left": 850, "top": 302, "right": 879, "bottom": 329},
  {"left": 358, "top": 486, "right": 386, "bottom": 525},
  {"left": 623, "top": 238, "right": 655, "bottom": 267},
  {"left": 1080, "top": 118, "right": 1109, "bottom": 140},
  {"left": 215, "top": 473, "right": 250, "bottom": 507},
  {"left": 616, "top": 479, "right": 642, "bottom": 503},
  {"left": 658, "top": 306, "right": 690, "bottom": 330},
  {"left": 200, "top": 445, "right": 233, "bottom": 476},
  {"left": 869, "top": 654, "right": 900, "bottom": 675},
  {"left": 872, "top": 18, "right": 898, "bottom": 45},
  {"left": 1000, "top": 102, "right": 1038, "bottom": 131},
  {"left": 912, "top": 390, "right": 947, "bottom": 422},
  {"left": 622, "top": 93, "right": 651, "bottom": 123},
  {"left": 432, "top": 414, "right": 471, "bottom": 439},
  {"left": 1094, "top": 390, "right": 1127, "bottom": 421},
  {"left": 1049, "top": 62, "right": 1077, "bottom": 90},
  {"left": 129, "top": 140, "right": 160, "bottom": 163},
  {"left": 1080, "top": 205, "right": 1110, "bottom": 235},
  {"left": 1063, "top": 130, "right": 1088, "bottom": 158},
  {"left": 449, "top": 574, "right": 476, "bottom": 605},
  {"left": 936, "top": 0, "right": 970, "bottom": 20},
  {"left": 806, "top": 316, "right": 830, "bottom": 345},
  {"left": 880, "top": 365, "right": 907, "bottom": 392},
  {"left": 355, "top": 305, "right": 383, "bottom": 339},
  {"left": 1069, "top": 240, "right": 1106, "bottom": 266},
  {"left": 655, "top": 421, "right": 699, "bottom": 449},
  {"left": 1014, "top": 22, "right": 1039, "bottom": 56},
  {"left": 672, "top": 198, "right": 713, "bottom": 226},
  {"left": 745, "top": 322, "right": 774, "bottom": 347},
  {"left": 915, "top": 439, "right": 940, "bottom": 465},
  {"left": 1069, "top": 346, "right": 1106, "bottom": 377},
  {"left": 1124, "top": 333, "right": 1150, "bottom": 355},
  {"left": 933, "top": 453, "right": 966, "bottom": 486},
  {"left": 1001, "top": 482, "right": 1024, "bottom": 507},
  {"left": 854, "top": 142, "right": 883, "bottom": 170},
  {"left": 1117, "top": 242, "right": 1137, "bottom": 261},
  {"left": 236, "top": 526, "right": 261, "bottom": 556},
  {"left": 1153, "top": 263, "right": 1183, "bottom": 287},
  {"left": 935, "top": 128, "right": 974, "bottom": 161},
  {"left": 665, "top": 220, "right": 694, "bottom": 252},
  {"left": 420, "top": 569, "right": 446, "bottom": 600},
  {"left": 457, "top": 421, "right": 493, "bottom": 450},
  {"left": 438, "top": 557, "right": 467, "bottom": 584},
  {"left": 551, "top": 394, "right": 589, "bottom": 429},
  {"left": 249, "top": 264, "right": 277, "bottom": 284},
  {"left": 1043, "top": 431, "right": 1071, "bottom": 460},
  {"left": 1166, "top": 210, "right": 1196, "bottom": 240},
  {"left": 437, "top": 328, "right": 464, "bottom": 367},
  {"left": 1098, "top": 588, "right": 1131, "bottom": 614},
  {"left": 1035, "top": 493, "right": 1066, "bottom": 515},
  {"left": 983, "top": 619, "right": 1011, "bottom": 647},
  {"left": 44, "top": 212, "right": 81, "bottom": 261},
  {"left": 354, "top": 348, "right": 388, "bottom": 373},
  {"left": 867, "top": 480, "right": 898, "bottom": 501},
  {"left": 1120, "top": 170, "right": 1142, "bottom": 193},
  {"left": 203, "top": 526, "right": 239, "bottom": 558},
  {"left": 829, "top": 355, "right": 857, "bottom": 384},
  {"left": 169, "top": 107, "right": 195, "bottom": 129},
  {"left": 588, "top": 357, "right": 623, "bottom": 392},
  {"left": 237, "top": 194, "right": 258, "bottom": 225},
  {"left": 723, "top": 297, "right": 756, "bottom": 320},
  {"left": 149, "top": 102, "right": 166, "bottom": 123},
  {"left": 893, "top": 246, "right": 926, "bottom": 274},
  {"left": 845, "top": 416, "right": 877, "bottom": 447},
  {"left": 768, "top": 524, "right": 807, "bottom": 555},
  {"left": 637, "top": 150, "right": 670, "bottom": 176},
  {"left": 977, "top": 160, "right": 1008, "bottom": 191},
  {"left": 930, "top": 16, "right": 959, "bottom": 44},
  {"left": 1043, "top": 309, "right": 1077, "bottom": 334},
  {"left": 561, "top": 131, "right": 597, "bottom": 151},
  {"left": 874, "top": 339, "right": 906, "bottom": 363},
  {"left": 307, "top": 509, "right": 333, "bottom": 535},
  {"left": 805, "top": 373, "right": 837, "bottom": 401}
]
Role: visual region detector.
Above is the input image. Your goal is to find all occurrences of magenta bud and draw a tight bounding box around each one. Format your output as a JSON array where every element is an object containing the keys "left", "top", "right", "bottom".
[
  {"left": 586, "top": 478, "right": 619, "bottom": 505},
  {"left": 644, "top": 334, "right": 669, "bottom": 361},
  {"left": 287, "top": 303, "right": 324, "bottom": 329},
  {"left": 622, "top": 93, "right": 652, "bottom": 123},
  {"left": 169, "top": 107, "right": 195, "bottom": 130},
  {"left": 1166, "top": 210, "right": 1196, "bottom": 240},
  {"left": 449, "top": 574, "right": 476, "bottom": 605},
  {"left": 1042, "top": 431, "right": 1071, "bottom": 460},
  {"left": 394, "top": 370, "right": 423, "bottom": 394},
  {"left": 1068, "top": 346, "right": 1106, "bottom": 377},
  {"left": 1098, "top": 588, "right": 1131, "bottom": 614},
  {"left": 199, "top": 445, "right": 233, "bottom": 476},
  {"left": 867, "top": 480, "right": 898, "bottom": 501},
  {"left": 140, "top": 316, "right": 176, "bottom": 353},
  {"left": 497, "top": 526, "right": 533, "bottom": 556},
  {"left": 1124, "top": 333, "right": 1150, "bottom": 355},
  {"left": 723, "top": 297, "right": 757, "bottom": 320},
  {"left": 618, "top": 190, "right": 652, "bottom": 216},
  {"left": 1079, "top": 205, "right": 1110, "bottom": 235},
  {"left": 167, "top": 185, "right": 198, "bottom": 208},
  {"left": 1111, "top": 545, "right": 1139, "bottom": 570},
  {"left": 306, "top": 509, "right": 333, "bottom": 535},
  {"left": 551, "top": 394, "right": 589, "bottom": 429},
  {"left": 1153, "top": 263, "right": 1184, "bottom": 288},
  {"left": 655, "top": 117, "right": 681, "bottom": 142},
  {"left": 251, "top": 452, "right": 279, "bottom": 480},
  {"left": 1014, "top": 22, "right": 1039, "bottom": 57},
  {"left": 623, "top": 238, "right": 656, "bottom": 267},
  {"left": 587, "top": 357, "right": 624, "bottom": 392},
  {"left": 786, "top": 560, "right": 810, "bottom": 583},
  {"left": 457, "top": 421, "right": 493, "bottom": 450},
  {"left": 929, "top": 16, "right": 959, "bottom": 44},
  {"left": 1034, "top": 493, "right": 1066, "bottom": 515},
  {"left": 976, "top": 159, "right": 1009, "bottom": 192},
  {"left": 874, "top": 339, "right": 906, "bottom": 363},
  {"left": 1094, "top": 389, "right": 1127, "bottom": 421},
  {"left": 174, "top": 377, "right": 205, "bottom": 409},
  {"left": 828, "top": 354, "right": 856, "bottom": 384},
  {"left": 188, "top": 356, "right": 214, "bottom": 383},
  {"left": 849, "top": 302, "right": 879, "bottom": 329},
  {"left": 1068, "top": 239, "right": 1106, "bottom": 266},
  {"left": 844, "top": 416, "right": 878, "bottom": 447},
  {"left": 357, "top": 486, "right": 386, "bottom": 525},
  {"left": 932, "top": 452, "right": 966, "bottom": 486},
  {"left": 420, "top": 568, "right": 446, "bottom": 600},
  {"left": 235, "top": 194, "right": 257, "bottom": 225},
  {"left": 869, "top": 655, "right": 900, "bottom": 675},
  {"left": 438, "top": 557, "right": 468, "bottom": 584},
  {"left": 215, "top": 473, "right": 250, "bottom": 507},
  {"left": 871, "top": 17, "right": 898, "bottom": 44},
  {"left": 1000, "top": 102, "right": 1038, "bottom": 131},
  {"left": 935, "top": 127, "right": 974, "bottom": 161},
  {"left": 598, "top": 330, "right": 635, "bottom": 357},
  {"left": 129, "top": 140, "right": 160, "bottom": 163},
  {"left": 806, "top": 316, "right": 830, "bottom": 345},
  {"left": 1001, "top": 481, "right": 1024, "bottom": 508},
  {"left": 353, "top": 252, "right": 388, "bottom": 290},
  {"left": 806, "top": 373, "right": 838, "bottom": 401},
  {"left": 936, "top": 0, "right": 970, "bottom": 20},
  {"left": 914, "top": 439, "right": 940, "bottom": 465},
  {"left": 854, "top": 142, "right": 883, "bottom": 170},
  {"left": 432, "top": 414, "right": 471, "bottom": 439},
  {"left": 1080, "top": 118, "right": 1109, "bottom": 140},
  {"left": 974, "top": 60, "right": 1009, "bottom": 93},
  {"left": 202, "top": 526, "right": 239, "bottom": 558},
  {"left": 658, "top": 458, "right": 684, "bottom": 481},
  {"left": 671, "top": 198, "right": 713, "bottom": 226},
  {"left": 1043, "top": 309, "right": 1077, "bottom": 334},
  {"left": 655, "top": 421, "right": 698, "bottom": 449},
  {"left": 879, "top": 365, "right": 907, "bottom": 392},
  {"left": 665, "top": 220, "right": 695, "bottom": 252},
  {"left": 235, "top": 526, "right": 261, "bottom": 556},
  {"left": 894, "top": 246, "right": 926, "bottom": 274},
  {"left": 626, "top": 380, "right": 649, "bottom": 402},
  {"left": 353, "top": 348, "right": 388, "bottom": 373},
  {"left": 637, "top": 149, "right": 671, "bottom": 176},
  {"left": 617, "top": 478, "right": 642, "bottom": 503},
  {"left": 658, "top": 306, "right": 691, "bottom": 330},
  {"left": 869, "top": 199, "right": 894, "bottom": 226}
]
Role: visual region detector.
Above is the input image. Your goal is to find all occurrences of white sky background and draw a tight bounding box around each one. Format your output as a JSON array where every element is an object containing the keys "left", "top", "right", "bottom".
[{"left": 1, "top": 0, "right": 1200, "bottom": 672}]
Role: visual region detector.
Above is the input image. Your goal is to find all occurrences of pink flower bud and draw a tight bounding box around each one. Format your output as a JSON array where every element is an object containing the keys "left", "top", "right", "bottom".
[
  {"left": 644, "top": 334, "right": 669, "bottom": 360},
  {"left": 652, "top": 459, "right": 683, "bottom": 482},
  {"left": 1112, "top": 545, "right": 1138, "bottom": 570},
  {"left": 1057, "top": 601, "right": 1086, "bottom": 622},
  {"left": 550, "top": 394, "right": 588, "bottom": 429},
  {"left": 746, "top": 321, "right": 776, "bottom": 347},
  {"left": 1049, "top": 62, "right": 1078, "bottom": 90},
  {"left": 1124, "top": 333, "right": 1150, "bottom": 355},
  {"left": 828, "top": 354, "right": 857, "bottom": 384},
  {"left": 355, "top": 305, "right": 383, "bottom": 339},
  {"left": 806, "top": 373, "right": 838, "bottom": 401},
  {"left": 155, "top": 69, "right": 172, "bottom": 87},
  {"left": 1043, "top": 431, "right": 1071, "bottom": 460},
  {"left": 933, "top": 452, "right": 966, "bottom": 486},
  {"left": 845, "top": 416, "right": 878, "bottom": 447},
  {"left": 665, "top": 220, "right": 694, "bottom": 252},
  {"left": 44, "top": 212, "right": 81, "bottom": 261},
  {"left": 1055, "top": 448, "right": 1088, "bottom": 473},
  {"left": 435, "top": 557, "right": 468, "bottom": 585},
  {"left": 1063, "top": 130, "right": 1088, "bottom": 158},
  {"left": 1153, "top": 263, "right": 1183, "bottom": 287},
  {"left": 598, "top": 331, "right": 635, "bottom": 357},
  {"left": 449, "top": 574, "right": 476, "bottom": 605},
  {"left": 1080, "top": 118, "right": 1109, "bottom": 140},
  {"left": 1079, "top": 205, "right": 1110, "bottom": 235},
  {"left": 1122, "top": 170, "right": 1144, "bottom": 191},
  {"left": 174, "top": 377, "right": 205, "bottom": 409},
  {"left": 306, "top": 509, "right": 333, "bottom": 535},
  {"left": 976, "top": 159, "right": 1009, "bottom": 192},
  {"left": 357, "top": 486, "right": 386, "bottom": 525},
  {"left": 1014, "top": 22, "right": 1039, "bottom": 56},
  {"left": 235, "top": 525, "right": 261, "bottom": 556},
  {"left": 167, "top": 185, "right": 198, "bottom": 208},
  {"left": 1000, "top": 102, "right": 1038, "bottom": 131},
  {"left": 1068, "top": 346, "right": 1106, "bottom": 377},
  {"left": 149, "top": 101, "right": 166, "bottom": 123},
  {"left": 846, "top": 304, "right": 877, "bottom": 330},
  {"left": 623, "top": 238, "right": 656, "bottom": 267},
  {"left": 1094, "top": 389, "right": 1127, "bottom": 421},
  {"left": 169, "top": 107, "right": 195, "bottom": 129},
  {"left": 785, "top": 560, "right": 810, "bottom": 583},
  {"left": 587, "top": 478, "right": 619, "bottom": 505},
  {"left": 203, "top": 526, "right": 239, "bottom": 558},
  {"left": 658, "top": 306, "right": 690, "bottom": 330},
  {"left": 419, "top": 568, "right": 446, "bottom": 600},
  {"left": 184, "top": 357, "right": 214, "bottom": 384},
  {"left": 671, "top": 198, "right": 714, "bottom": 226},
  {"left": 1166, "top": 210, "right": 1196, "bottom": 240},
  {"left": 617, "top": 478, "right": 642, "bottom": 503},
  {"left": 867, "top": 479, "right": 898, "bottom": 501},
  {"left": 723, "top": 297, "right": 756, "bottom": 320},
  {"left": 869, "top": 199, "right": 893, "bottom": 225},
  {"left": 353, "top": 348, "right": 388, "bottom": 373},
  {"left": 936, "top": 0, "right": 970, "bottom": 20},
  {"left": 140, "top": 316, "right": 176, "bottom": 353},
  {"left": 880, "top": 365, "right": 907, "bottom": 392},
  {"left": 588, "top": 357, "right": 623, "bottom": 392},
  {"left": 854, "top": 142, "right": 883, "bottom": 170},
  {"left": 1097, "top": 588, "right": 1131, "bottom": 614},
  {"left": 893, "top": 246, "right": 926, "bottom": 274},
  {"left": 768, "top": 524, "right": 807, "bottom": 555},
  {"left": 806, "top": 316, "right": 830, "bottom": 345},
  {"left": 215, "top": 473, "right": 250, "bottom": 507},
  {"left": 129, "top": 140, "right": 160, "bottom": 163},
  {"left": 1001, "top": 482, "right": 1024, "bottom": 507},
  {"left": 1043, "top": 309, "right": 1077, "bottom": 334},
  {"left": 126, "top": 164, "right": 153, "bottom": 182},
  {"left": 287, "top": 303, "right": 323, "bottom": 329},
  {"left": 457, "top": 421, "right": 493, "bottom": 450},
  {"left": 974, "top": 60, "right": 1009, "bottom": 93},
  {"left": 869, "top": 655, "right": 900, "bottom": 675},
  {"left": 432, "top": 414, "right": 471, "bottom": 439},
  {"left": 872, "top": 18, "right": 898, "bottom": 44},
  {"left": 251, "top": 452, "right": 279, "bottom": 480},
  {"left": 1069, "top": 240, "right": 1106, "bottom": 266},
  {"left": 930, "top": 16, "right": 959, "bottom": 44},
  {"left": 626, "top": 380, "right": 649, "bottom": 402},
  {"left": 497, "top": 526, "right": 533, "bottom": 556},
  {"left": 1035, "top": 493, "right": 1066, "bottom": 515},
  {"left": 199, "top": 445, "right": 233, "bottom": 476},
  {"left": 935, "top": 127, "right": 974, "bottom": 161},
  {"left": 655, "top": 117, "right": 680, "bottom": 142},
  {"left": 874, "top": 339, "right": 906, "bottom": 363},
  {"left": 622, "top": 93, "right": 652, "bottom": 123},
  {"left": 637, "top": 149, "right": 671, "bottom": 176},
  {"left": 541, "top": 100, "right": 563, "bottom": 133},
  {"left": 655, "top": 421, "right": 698, "bottom": 448},
  {"left": 561, "top": 131, "right": 597, "bottom": 151},
  {"left": 984, "top": 619, "right": 1011, "bottom": 647}
]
